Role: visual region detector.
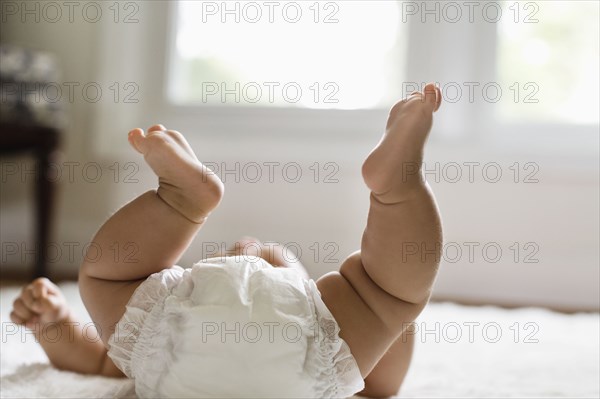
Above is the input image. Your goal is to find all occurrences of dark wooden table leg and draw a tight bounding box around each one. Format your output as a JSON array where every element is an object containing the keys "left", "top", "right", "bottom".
[
  {"left": 0, "top": 123, "right": 61, "bottom": 279},
  {"left": 34, "top": 148, "right": 58, "bottom": 279}
]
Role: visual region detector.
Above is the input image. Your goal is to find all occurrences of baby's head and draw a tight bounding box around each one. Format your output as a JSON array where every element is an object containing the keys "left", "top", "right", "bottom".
[
  {"left": 221, "top": 236, "right": 290, "bottom": 267},
  {"left": 219, "top": 236, "right": 310, "bottom": 280}
]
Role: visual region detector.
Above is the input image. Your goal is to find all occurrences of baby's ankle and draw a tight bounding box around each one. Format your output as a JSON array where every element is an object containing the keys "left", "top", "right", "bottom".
[{"left": 156, "top": 188, "right": 216, "bottom": 224}]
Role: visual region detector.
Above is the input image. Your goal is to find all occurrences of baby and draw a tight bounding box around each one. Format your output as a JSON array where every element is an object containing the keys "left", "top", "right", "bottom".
[{"left": 10, "top": 84, "right": 443, "bottom": 398}]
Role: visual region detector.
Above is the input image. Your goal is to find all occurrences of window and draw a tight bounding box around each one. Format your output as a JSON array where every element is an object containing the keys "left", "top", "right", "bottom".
[
  {"left": 497, "top": 1, "right": 599, "bottom": 124},
  {"left": 169, "top": 1, "right": 406, "bottom": 109},
  {"left": 168, "top": 1, "right": 599, "bottom": 126},
  {"left": 95, "top": 0, "right": 598, "bottom": 152}
]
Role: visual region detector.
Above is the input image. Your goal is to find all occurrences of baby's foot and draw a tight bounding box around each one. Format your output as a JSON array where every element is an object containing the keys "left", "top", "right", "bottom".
[
  {"left": 362, "top": 83, "right": 442, "bottom": 204},
  {"left": 129, "top": 125, "right": 224, "bottom": 223},
  {"left": 10, "top": 278, "right": 70, "bottom": 330}
]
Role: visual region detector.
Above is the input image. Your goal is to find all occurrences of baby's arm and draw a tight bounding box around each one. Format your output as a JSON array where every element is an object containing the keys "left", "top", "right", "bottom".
[{"left": 9, "top": 278, "right": 123, "bottom": 377}]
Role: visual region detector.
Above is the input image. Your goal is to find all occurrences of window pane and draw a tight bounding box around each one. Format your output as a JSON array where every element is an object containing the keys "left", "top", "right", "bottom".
[
  {"left": 169, "top": 1, "right": 406, "bottom": 109},
  {"left": 497, "top": 1, "right": 599, "bottom": 124}
]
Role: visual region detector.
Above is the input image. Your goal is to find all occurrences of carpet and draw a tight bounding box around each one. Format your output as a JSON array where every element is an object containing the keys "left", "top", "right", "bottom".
[{"left": 1, "top": 282, "right": 598, "bottom": 398}]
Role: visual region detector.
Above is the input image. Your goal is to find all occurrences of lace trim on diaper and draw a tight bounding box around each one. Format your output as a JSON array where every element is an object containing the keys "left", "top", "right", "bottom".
[
  {"left": 304, "top": 279, "right": 365, "bottom": 398},
  {"left": 106, "top": 266, "right": 185, "bottom": 396}
]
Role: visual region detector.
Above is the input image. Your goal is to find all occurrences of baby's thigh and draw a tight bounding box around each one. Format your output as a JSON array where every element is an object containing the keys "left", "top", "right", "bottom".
[
  {"left": 316, "top": 252, "right": 425, "bottom": 376},
  {"left": 78, "top": 274, "right": 144, "bottom": 345}
]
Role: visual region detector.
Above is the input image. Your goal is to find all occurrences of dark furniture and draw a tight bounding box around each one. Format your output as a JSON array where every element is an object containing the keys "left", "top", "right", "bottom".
[
  {"left": 1, "top": 45, "right": 63, "bottom": 278},
  {"left": 1, "top": 123, "right": 61, "bottom": 278}
]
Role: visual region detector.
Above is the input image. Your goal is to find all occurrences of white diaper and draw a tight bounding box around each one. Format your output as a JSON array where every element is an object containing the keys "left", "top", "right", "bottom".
[{"left": 107, "top": 256, "right": 364, "bottom": 398}]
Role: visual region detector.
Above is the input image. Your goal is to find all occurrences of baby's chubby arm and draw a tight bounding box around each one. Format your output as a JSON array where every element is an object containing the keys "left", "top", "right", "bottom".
[{"left": 9, "top": 278, "right": 124, "bottom": 377}]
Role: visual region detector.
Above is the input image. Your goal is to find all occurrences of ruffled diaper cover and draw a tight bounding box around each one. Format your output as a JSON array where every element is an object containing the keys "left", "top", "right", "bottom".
[{"left": 107, "top": 256, "right": 364, "bottom": 398}]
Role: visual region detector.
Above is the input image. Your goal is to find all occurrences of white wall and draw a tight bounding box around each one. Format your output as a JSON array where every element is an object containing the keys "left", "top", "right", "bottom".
[{"left": 1, "top": 1, "right": 598, "bottom": 311}]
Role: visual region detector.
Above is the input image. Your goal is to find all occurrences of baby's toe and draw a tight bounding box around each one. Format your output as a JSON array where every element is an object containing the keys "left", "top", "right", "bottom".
[
  {"left": 132, "top": 128, "right": 174, "bottom": 153},
  {"left": 423, "top": 83, "right": 437, "bottom": 108},
  {"left": 148, "top": 124, "right": 166, "bottom": 133},
  {"left": 434, "top": 86, "right": 442, "bottom": 111},
  {"left": 128, "top": 128, "right": 147, "bottom": 154}
]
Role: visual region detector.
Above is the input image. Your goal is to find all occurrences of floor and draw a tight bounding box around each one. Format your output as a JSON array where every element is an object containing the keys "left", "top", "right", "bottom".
[{"left": 1, "top": 282, "right": 599, "bottom": 398}]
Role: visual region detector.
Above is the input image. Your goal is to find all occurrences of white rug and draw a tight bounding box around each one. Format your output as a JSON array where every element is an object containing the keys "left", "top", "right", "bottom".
[{"left": 1, "top": 282, "right": 598, "bottom": 398}]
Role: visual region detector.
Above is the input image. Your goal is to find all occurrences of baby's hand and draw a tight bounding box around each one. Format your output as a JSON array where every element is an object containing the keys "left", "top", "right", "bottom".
[{"left": 9, "top": 278, "right": 70, "bottom": 329}]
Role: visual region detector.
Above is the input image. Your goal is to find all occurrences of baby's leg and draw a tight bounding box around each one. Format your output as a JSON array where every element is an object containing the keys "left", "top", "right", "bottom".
[
  {"left": 360, "top": 83, "right": 443, "bottom": 304},
  {"left": 317, "top": 84, "right": 442, "bottom": 396},
  {"left": 358, "top": 333, "right": 414, "bottom": 397},
  {"left": 79, "top": 125, "right": 223, "bottom": 343}
]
